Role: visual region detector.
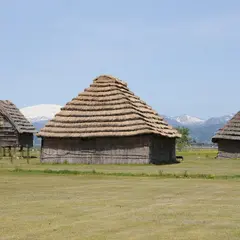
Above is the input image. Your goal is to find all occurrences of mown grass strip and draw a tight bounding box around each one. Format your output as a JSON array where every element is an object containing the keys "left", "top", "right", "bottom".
[{"left": 10, "top": 167, "right": 240, "bottom": 180}]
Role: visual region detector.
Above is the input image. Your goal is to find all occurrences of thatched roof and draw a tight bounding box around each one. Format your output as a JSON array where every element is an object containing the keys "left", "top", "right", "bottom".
[
  {"left": 212, "top": 111, "right": 240, "bottom": 143},
  {"left": 0, "top": 100, "right": 36, "bottom": 134},
  {"left": 37, "top": 75, "right": 181, "bottom": 138}
]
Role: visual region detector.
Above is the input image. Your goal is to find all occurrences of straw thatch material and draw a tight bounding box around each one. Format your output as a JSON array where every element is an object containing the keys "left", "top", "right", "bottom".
[
  {"left": 38, "top": 75, "right": 181, "bottom": 164},
  {"left": 0, "top": 100, "right": 36, "bottom": 147},
  {"left": 37, "top": 75, "right": 180, "bottom": 139},
  {"left": 212, "top": 111, "right": 240, "bottom": 158}
]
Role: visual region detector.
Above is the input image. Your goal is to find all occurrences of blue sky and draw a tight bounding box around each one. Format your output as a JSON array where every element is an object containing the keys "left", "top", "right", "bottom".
[{"left": 0, "top": 0, "right": 239, "bottom": 119}]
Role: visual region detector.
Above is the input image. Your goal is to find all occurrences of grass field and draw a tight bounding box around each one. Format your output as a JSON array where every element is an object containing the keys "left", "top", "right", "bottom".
[
  {"left": 0, "top": 149, "right": 240, "bottom": 239},
  {"left": 1, "top": 149, "right": 239, "bottom": 177}
]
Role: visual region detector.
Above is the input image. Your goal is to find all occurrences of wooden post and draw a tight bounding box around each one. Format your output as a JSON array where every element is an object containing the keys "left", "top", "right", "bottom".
[
  {"left": 9, "top": 147, "right": 13, "bottom": 163},
  {"left": 13, "top": 147, "right": 16, "bottom": 159},
  {"left": 20, "top": 146, "right": 24, "bottom": 159},
  {"left": 12, "top": 147, "right": 16, "bottom": 162},
  {"left": 27, "top": 145, "right": 30, "bottom": 164},
  {"left": 3, "top": 147, "right": 6, "bottom": 157}
]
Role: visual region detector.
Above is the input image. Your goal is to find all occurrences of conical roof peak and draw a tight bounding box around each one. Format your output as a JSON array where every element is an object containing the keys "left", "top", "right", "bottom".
[{"left": 93, "top": 75, "right": 128, "bottom": 87}]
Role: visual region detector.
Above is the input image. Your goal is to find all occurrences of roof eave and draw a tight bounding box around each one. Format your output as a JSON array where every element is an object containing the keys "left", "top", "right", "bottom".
[
  {"left": 36, "top": 132, "right": 181, "bottom": 139},
  {"left": 212, "top": 137, "right": 218, "bottom": 143},
  {"left": 19, "top": 130, "right": 38, "bottom": 134}
]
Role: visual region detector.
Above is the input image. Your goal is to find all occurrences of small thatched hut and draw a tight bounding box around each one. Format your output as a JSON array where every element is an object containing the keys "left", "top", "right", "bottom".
[
  {"left": 37, "top": 75, "right": 181, "bottom": 164},
  {"left": 212, "top": 111, "right": 240, "bottom": 158},
  {"left": 0, "top": 100, "right": 36, "bottom": 148}
]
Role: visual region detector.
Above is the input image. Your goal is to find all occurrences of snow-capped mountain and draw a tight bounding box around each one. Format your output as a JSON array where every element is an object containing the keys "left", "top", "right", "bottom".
[
  {"left": 165, "top": 114, "right": 234, "bottom": 126},
  {"left": 204, "top": 114, "right": 234, "bottom": 125},
  {"left": 162, "top": 114, "right": 234, "bottom": 143},
  {"left": 174, "top": 114, "right": 204, "bottom": 125},
  {"left": 20, "top": 104, "right": 62, "bottom": 122}
]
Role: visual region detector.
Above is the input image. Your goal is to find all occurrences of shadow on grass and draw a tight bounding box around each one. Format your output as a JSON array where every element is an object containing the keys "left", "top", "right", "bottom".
[
  {"left": 21, "top": 156, "right": 38, "bottom": 159},
  {"left": 150, "top": 160, "right": 181, "bottom": 165}
]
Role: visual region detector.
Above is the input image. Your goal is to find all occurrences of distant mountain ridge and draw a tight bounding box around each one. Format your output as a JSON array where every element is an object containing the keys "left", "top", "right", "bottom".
[
  {"left": 162, "top": 114, "right": 234, "bottom": 143},
  {"left": 204, "top": 114, "right": 234, "bottom": 125},
  {"left": 20, "top": 104, "right": 235, "bottom": 144},
  {"left": 174, "top": 115, "right": 204, "bottom": 125},
  {"left": 163, "top": 114, "right": 234, "bottom": 127}
]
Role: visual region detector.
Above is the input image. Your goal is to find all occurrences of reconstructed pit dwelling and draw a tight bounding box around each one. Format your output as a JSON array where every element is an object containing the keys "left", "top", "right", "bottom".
[
  {"left": 212, "top": 111, "right": 240, "bottom": 159},
  {"left": 0, "top": 100, "right": 36, "bottom": 150},
  {"left": 37, "top": 75, "right": 181, "bottom": 164}
]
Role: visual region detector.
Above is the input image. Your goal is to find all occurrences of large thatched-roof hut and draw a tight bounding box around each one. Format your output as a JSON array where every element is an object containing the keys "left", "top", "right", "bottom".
[
  {"left": 37, "top": 75, "right": 181, "bottom": 164},
  {"left": 0, "top": 100, "right": 36, "bottom": 148},
  {"left": 212, "top": 111, "right": 240, "bottom": 158}
]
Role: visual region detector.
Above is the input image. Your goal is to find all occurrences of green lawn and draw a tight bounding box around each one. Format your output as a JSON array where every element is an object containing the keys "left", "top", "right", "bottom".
[
  {"left": 0, "top": 149, "right": 240, "bottom": 239},
  {"left": 0, "top": 172, "right": 240, "bottom": 240},
  {"left": 0, "top": 149, "right": 239, "bottom": 177}
]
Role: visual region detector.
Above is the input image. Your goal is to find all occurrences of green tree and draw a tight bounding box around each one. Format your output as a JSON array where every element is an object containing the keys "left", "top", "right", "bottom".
[{"left": 176, "top": 127, "right": 191, "bottom": 151}]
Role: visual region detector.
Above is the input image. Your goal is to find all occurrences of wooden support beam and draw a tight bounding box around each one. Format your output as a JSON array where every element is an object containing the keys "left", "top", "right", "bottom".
[
  {"left": 27, "top": 146, "right": 30, "bottom": 164},
  {"left": 20, "top": 146, "right": 24, "bottom": 159},
  {"left": 9, "top": 147, "right": 13, "bottom": 163}
]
